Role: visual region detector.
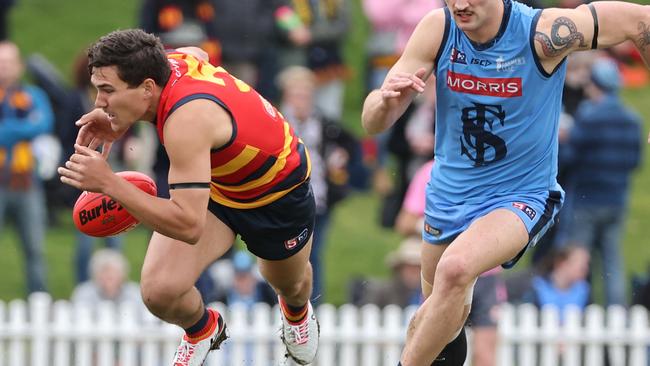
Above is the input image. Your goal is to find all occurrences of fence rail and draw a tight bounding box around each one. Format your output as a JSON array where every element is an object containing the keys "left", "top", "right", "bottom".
[{"left": 0, "top": 293, "right": 648, "bottom": 365}]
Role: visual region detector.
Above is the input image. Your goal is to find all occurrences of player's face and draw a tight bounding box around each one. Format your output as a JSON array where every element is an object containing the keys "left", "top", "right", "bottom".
[
  {"left": 91, "top": 66, "right": 151, "bottom": 132},
  {"left": 445, "top": 0, "right": 497, "bottom": 36}
]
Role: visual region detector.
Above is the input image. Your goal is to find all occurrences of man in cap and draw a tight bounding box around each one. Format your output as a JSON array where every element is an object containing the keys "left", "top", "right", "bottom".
[{"left": 564, "top": 56, "right": 643, "bottom": 307}]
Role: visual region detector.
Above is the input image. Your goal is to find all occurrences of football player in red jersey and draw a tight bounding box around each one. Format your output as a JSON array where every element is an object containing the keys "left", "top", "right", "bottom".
[{"left": 58, "top": 29, "right": 319, "bottom": 366}]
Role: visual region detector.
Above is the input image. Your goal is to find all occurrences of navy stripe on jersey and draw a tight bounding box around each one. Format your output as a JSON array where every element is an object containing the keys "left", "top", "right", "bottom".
[
  {"left": 588, "top": 4, "right": 599, "bottom": 49},
  {"left": 222, "top": 142, "right": 309, "bottom": 204},
  {"left": 529, "top": 11, "right": 549, "bottom": 77},
  {"left": 435, "top": 9, "right": 452, "bottom": 71},
  {"left": 167, "top": 93, "right": 238, "bottom": 152},
  {"left": 259, "top": 142, "right": 309, "bottom": 194},
  {"left": 218, "top": 155, "right": 278, "bottom": 187},
  {"left": 529, "top": 11, "right": 567, "bottom": 77}
]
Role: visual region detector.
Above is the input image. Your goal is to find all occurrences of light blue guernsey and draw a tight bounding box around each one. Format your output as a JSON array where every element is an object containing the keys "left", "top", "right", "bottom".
[{"left": 431, "top": 0, "right": 566, "bottom": 205}]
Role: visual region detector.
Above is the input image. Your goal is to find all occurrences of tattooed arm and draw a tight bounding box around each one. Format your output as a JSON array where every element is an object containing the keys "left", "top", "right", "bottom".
[
  {"left": 591, "top": 2, "right": 650, "bottom": 66},
  {"left": 534, "top": 2, "right": 650, "bottom": 73}
]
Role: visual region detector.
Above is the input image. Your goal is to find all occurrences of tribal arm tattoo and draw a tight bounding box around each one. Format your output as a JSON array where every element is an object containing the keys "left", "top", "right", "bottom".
[
  {"left": 535, "top": 16, "right": 587, "bottom": 57},
  {"left": 637, "top": 21, "right": 650, "bottom": 52}
]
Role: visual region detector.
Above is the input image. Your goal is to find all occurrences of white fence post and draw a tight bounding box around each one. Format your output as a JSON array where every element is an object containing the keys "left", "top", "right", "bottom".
[
  {"left": 140, "top": 309, "right": 162, "bottom": 366},
  {"left": 97, "top": 301, "right": 116, "bottom": 366},
  {"left": 272, "top": 304, "right": 289, "bottom": 365},
  {"left": 382, "top": 305, "right": 405, "bottom": 366},
  {"left": 73, "top": 301, "right": 93, "bottom": 366},
  {"left": 539, "top": 305, "right": 560, "bottom": 366},
  {"left": 29, "top": 292, "right": 50, "bottom": 366},
  {"left": 497, "top": 302, "right": 515, "bottom": 366},
  {"left": 251, "top": 302, "right": 273, "bottom": 366},
  {"left": 607, "top": 305, "right": 627, "bottom": 366},
  {"left": 8, "top": 299, "right": 27, "bottom": 366},
  {"left": 629, "top": 305, "right": 649, "bottom": 366},
  {"left": 562, "top": 304, "right": 582, "bottom": 366},
  {"left": 52, "top": 300, "right": 71, "bottom": 366},
  {"left": 518, "top": 303, "right": 538, "bottom": 366},
  {"left": 117, "top": 301, "right": 138, "bottom": 366},
  {"left": 228, "top": 303, "right": 249, "bottom": 365},
  {"left": 584, "top": 305, "right": 605, "bottom": 366},
  {"left": 316, "top": 303, "right": 337, "bottom": 366},
  {"left": 360, "top": 304, "right": 380, "bottom": 366},
  {"left": 339, "top": 304, "right": 359, "bottom": 365}
]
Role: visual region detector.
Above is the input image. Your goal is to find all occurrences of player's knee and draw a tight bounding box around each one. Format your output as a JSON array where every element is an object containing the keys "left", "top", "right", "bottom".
[
  {"left": 141, "top": 282, "right": 175, "bottom": 315},
  {"left": 435, "top": 254, "right": 474, "bottom": 290},
  {"left": 140, "top": 275, "right": 185, "bottom": 316}
]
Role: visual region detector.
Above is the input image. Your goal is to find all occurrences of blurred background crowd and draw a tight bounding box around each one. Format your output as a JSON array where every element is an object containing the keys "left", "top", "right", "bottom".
[{"left": 1, "top": 0, "right": 650, "bottom": 364}]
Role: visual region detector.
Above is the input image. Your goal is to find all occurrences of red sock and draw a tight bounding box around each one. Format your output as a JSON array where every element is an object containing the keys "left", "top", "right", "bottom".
[
  {"left": 279, "top": 297, "right": 308, "bottom": 323},
  {"left": 184, "top": 309, "right": 217, "bottom": 342}
]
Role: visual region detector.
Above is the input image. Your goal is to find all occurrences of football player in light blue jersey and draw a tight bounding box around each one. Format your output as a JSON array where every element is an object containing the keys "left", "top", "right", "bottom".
[{"left": 362, "top": 0, "right": 650, "bottom": 364}]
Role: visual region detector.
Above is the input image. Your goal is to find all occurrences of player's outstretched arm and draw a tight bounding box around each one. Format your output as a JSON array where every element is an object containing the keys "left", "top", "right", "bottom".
[
  {"left": 361, "top": 9, "right": 444, "bottom": 135},
  {"left": 534, "top": 2, "right": 650, "bottom": 72},
  {"left": 591, "top": 2, "right": 650, "bottom": 65},
  {"left": 588, "top": 2, "right": 650, "bottom": 144}
]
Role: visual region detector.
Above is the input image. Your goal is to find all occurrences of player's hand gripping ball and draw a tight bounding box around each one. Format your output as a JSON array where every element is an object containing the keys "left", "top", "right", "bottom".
[{"left": 73, "top": 171, "right": 157, "bottom": 237}]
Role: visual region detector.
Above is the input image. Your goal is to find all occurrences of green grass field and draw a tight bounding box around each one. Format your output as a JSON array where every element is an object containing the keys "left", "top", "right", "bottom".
[{"left": 2, "top": 0, "right": 650, "bottom": 305}]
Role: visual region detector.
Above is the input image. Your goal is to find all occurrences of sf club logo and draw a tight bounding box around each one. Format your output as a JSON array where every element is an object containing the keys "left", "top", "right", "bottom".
[{"left": 460, "top": 103, "right": 507, "bottom": 167}]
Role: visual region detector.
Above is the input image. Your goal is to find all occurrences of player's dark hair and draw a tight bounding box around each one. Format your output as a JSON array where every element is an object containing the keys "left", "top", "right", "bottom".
[{"left": 87, "top": 29, "right": 170, "bottom": 88}]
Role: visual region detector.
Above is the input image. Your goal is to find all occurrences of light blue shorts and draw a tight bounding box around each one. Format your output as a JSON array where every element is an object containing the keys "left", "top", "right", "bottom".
[{"left": 422, "top": 190, "right": 564, "bottom": 268}]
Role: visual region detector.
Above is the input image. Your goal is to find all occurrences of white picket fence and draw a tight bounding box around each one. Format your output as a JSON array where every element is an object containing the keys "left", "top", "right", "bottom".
[
  {"left": 498, "top": 303, "right": 650, "bottom": 366},
  {"left": 0, "top": 293, "right": 649, "bottom": 366}
]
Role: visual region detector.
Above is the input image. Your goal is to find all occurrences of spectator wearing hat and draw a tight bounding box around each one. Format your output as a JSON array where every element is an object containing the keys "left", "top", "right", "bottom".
[
  {"left": 563, "top": 56, "right": 643, "bottom": 306},
  {"left": 355, "top": 236, "right": 423, "bottom": 308}
]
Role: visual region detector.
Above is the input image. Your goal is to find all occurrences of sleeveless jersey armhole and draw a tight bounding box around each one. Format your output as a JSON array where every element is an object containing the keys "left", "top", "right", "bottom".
[
  {"left": 588, "top": 4, "right": 599, "bottom": 49},
  {"left": 433, "top": 8, "right": 452, "bottom": 73},
  {"left": 529, "top": 10, "right": 567, "bottom": 78},
  {"left": 166, "top": 93, "right": 237, "bottom": 152}
]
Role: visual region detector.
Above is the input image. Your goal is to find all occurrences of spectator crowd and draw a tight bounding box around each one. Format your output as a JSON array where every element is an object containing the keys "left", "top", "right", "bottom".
[{"left": 1, "top": 1, "right": 650, "bottom": 365}]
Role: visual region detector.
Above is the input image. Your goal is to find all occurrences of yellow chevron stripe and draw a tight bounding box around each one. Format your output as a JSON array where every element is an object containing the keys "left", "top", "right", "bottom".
[
  {"left": 212, "top": 122, "right": 293, "bottom": 193},
  {"left": 211, "top": 145, "right": 260, "bottom": 177},
  {"left": 209, "top": 183, "right": 299, "bottom": 209},
  {"left": 209, "top": 139, "right": 311, "bottom": 209}
]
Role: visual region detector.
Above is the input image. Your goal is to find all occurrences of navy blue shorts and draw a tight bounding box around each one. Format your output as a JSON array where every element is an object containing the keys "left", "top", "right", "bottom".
[{"left": 208, "top": 181, "right": 315, "bottom": 260}]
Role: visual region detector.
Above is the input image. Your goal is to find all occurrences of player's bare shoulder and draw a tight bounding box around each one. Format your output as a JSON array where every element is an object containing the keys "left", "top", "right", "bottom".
[
  {"left": 164, "top": 99, "right": 233, "bottom": 151},
  {"left": 533, "top": 6, "right": 595, "bottom": 64}
]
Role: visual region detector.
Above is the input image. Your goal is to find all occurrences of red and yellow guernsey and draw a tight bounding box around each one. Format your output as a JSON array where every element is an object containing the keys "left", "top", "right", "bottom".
[{"left": 156, "top": 52, "right": 311, "bottom": 209}]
